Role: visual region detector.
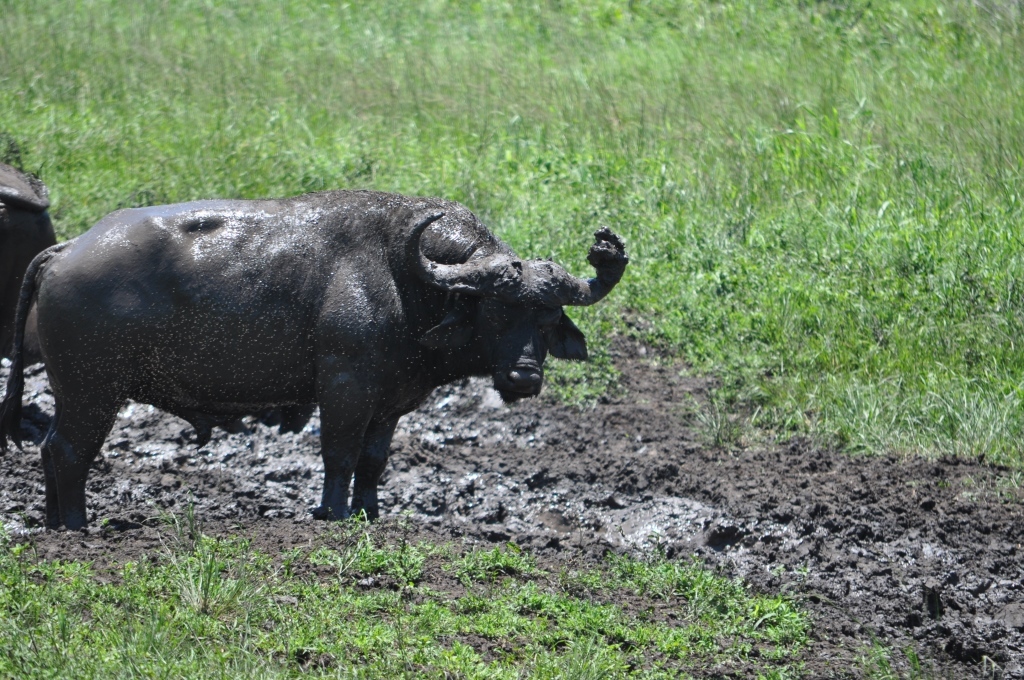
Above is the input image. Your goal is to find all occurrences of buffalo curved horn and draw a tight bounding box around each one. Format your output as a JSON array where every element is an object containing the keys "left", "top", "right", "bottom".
[
  {"left": 410, "top": 213, "right": 628, "bottom": 307},
  {"left": 0, "top": 164, "right": 50, "bottom": 212},
  {"left": 408, "top": 211, "right": 525, "bottom": 298}
]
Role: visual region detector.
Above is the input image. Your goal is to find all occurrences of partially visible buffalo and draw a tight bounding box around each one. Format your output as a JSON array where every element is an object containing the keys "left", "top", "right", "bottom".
[
  {"left": 0, "top": 163, "right": 56, "bottom": 363},
  {"left": 1, "top": 190, "right": 627, "bottom": 529}
]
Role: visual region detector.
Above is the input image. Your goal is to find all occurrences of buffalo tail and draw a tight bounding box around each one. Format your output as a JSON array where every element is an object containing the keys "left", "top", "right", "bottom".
[{"left": 0, "top": 242, "right": 67, "bottom": 452}]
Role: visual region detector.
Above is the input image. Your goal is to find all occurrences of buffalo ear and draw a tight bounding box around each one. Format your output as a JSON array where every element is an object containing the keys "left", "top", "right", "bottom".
[
  {"left": 545, "top": 312, "right": 588, "bottom": 361},
  {"left": 419, "top": 307, "right": 474, "bottom": 349}
]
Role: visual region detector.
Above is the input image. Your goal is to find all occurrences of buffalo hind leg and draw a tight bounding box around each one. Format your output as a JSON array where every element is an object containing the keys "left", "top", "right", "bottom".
[
  {"left": 40, "top": 424, "right": 59, "bottom": 528},
  {"left": 351, "top": 417, "right": 398, "bottom": 520},
  {"left": 44, "top": 395, "right": 120, "bottom": 530}
]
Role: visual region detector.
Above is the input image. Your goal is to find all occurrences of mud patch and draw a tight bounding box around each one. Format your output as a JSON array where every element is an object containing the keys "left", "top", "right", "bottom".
[{"left": 2, "top": 344, "right": 1023, "bottom": 678}]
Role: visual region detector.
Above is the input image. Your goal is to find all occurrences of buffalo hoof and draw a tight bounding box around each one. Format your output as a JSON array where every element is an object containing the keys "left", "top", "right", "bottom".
[
  {"left": 62, "top": 511, "right": 88, "bottom": 531},
  {"left": 350, "top": 505, "right": 380, "bottom": 521},
  {"left": 311, "top": 505, "right": 349, "bottom": 521}
]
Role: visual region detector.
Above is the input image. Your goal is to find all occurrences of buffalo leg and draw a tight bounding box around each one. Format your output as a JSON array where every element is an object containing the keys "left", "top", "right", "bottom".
[
  {"left": 44, "top": 395, "right": 119, "bottom": 530},
  {"left": 313, "top": 378, "right": 375, "bottom": 521},
  {"left": 40, "top": 412, "right": 60, "bottom": 528},
  {"left": 350, "top": 417, "right": 398, "bottom": 520},
  {"left": 313, "top": 417, "right": 368, "bottom": 520}
]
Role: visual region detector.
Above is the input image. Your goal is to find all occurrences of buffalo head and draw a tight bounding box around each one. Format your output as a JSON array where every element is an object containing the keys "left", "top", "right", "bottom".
[{"left": 409, "top": 212, "right": 629, "bottom": 402}]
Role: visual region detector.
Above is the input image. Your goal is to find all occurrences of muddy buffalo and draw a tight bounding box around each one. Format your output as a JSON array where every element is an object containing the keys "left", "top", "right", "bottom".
[
  {"left": 0, "top": 163, "right": 56, "bottom": 363},
  {"left": 0, "top": 190, "right": 627, "bottom": 529}
]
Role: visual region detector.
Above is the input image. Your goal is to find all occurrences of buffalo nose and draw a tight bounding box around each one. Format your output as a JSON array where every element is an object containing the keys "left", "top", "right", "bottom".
[{"left": 508, "top": 369, "right": 542, "bottom": 389}]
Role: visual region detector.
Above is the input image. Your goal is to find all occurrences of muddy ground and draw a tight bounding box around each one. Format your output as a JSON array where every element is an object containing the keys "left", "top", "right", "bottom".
[{"left": 2, "top": 341, "right": 1022, "bottom": 678}]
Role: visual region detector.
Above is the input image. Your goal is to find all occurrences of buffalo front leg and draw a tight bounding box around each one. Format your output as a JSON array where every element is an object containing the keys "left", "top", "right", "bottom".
[
  {"left": 312, "top": 378, "right": 376, "bottom": 521},
  {"left": 350, "top": 417, "right": 398, "bottom": 521}
]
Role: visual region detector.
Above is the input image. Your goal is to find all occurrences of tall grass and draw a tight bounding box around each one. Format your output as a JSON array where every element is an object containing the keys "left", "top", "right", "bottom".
[{"left": 1, "top": 1, "right": 1022, "bottom": 464}]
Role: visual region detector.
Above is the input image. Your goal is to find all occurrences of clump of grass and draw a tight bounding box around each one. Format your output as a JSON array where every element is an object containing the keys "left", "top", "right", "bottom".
[
  {"left": 159, "top": 502, "right": 263, "bottom": 617},
  {"left": 160, "top": 499, "right": 203, "bottom": 553},
  {"left": 308, "top": 520, "right": 428, "bottom": 585},
  {"left": 998, "top": 470, "right": 1023, "bottom": 494},
  {"left": 532, "top": 636, "right": 628, "bottom": 679},
  {"left": 450, "top": 542, "right": 539, "bottom": 585},
  {"left": 171, "top": 536, "right": 261, "bottom": 618},
  {"left": 695, "top": 397, "right": 746, "bottom": 449},
  {"left": 859, "top": 641, "right": 941, "bottom": 680}
]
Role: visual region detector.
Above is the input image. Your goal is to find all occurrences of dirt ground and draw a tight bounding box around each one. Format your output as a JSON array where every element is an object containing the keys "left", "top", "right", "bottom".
[{"left": 2, "top": 341, "right": 1022, "bottom": 678}]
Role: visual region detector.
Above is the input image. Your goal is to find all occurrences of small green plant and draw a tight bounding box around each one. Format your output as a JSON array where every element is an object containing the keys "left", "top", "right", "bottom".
[
  {"left": 982, "top": 655, "right": 1004, "bottom": 680},
  {"left": 998, "top": 470, "right": 1023, "bottom": 495},
  {"left": 280, "top": 547, "right": 304, "bottom": 578},
  {"left": 171, "top": 536, "right": 260, "bottom": 618},
  {"left": 557, "top": 566, "right": 605, "bottom": 596},
  {"left": 160, "top": 500, "right": 202, "bottom": 554},
  {"left": 310, "top": 530, "right": 426, "bottom": 585},
  {"left": 452, "top": 542, "right": 539, "bottom": 585},
  {"left": 859, "top": 641, "right": 941, "bottom": 680},
  {"left": 354, "top": 532, "right": 426, "bottom": 585},
  {"left": 537, "top": 636, "right": 627, "bottom": 679},
  {"left": 695, "top": 397, "right": 744, "bottom": 449},
  {"left": 158, "top": 507, "right": 262, "bottom": 618}
]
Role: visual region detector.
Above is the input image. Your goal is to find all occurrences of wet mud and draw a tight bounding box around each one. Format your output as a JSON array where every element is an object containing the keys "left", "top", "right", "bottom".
[{"left": 1, "top": 342, "right": 1022, "bottom": 678}]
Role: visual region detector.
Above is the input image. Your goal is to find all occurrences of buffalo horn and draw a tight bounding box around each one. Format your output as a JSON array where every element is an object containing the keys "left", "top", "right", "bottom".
[
  {"left": 409, "top": 211, "right": 525, "bottom": 298},
  {"left": 411, "top": 213, "right": 628, "bottom": 307}
]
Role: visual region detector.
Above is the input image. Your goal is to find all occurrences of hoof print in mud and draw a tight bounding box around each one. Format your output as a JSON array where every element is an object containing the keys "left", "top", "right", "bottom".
[
  {"left": 996, "top": 604, "right": 1024, "bottom": 632},
  {"left": 923, "top": 580, "right": 944, "bottom": 620},
  {"left": 703, "top": 521, "right": 748, "bottom": 551}
]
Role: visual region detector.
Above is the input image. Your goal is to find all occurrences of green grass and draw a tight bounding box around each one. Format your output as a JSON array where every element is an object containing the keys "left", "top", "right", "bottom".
[
  {"left": 0, "top": 520, "right": 809, "bottom": 678},
  {"left": 1, "top": 1, "right": 1022, "bottom": 463},
  {"left": 449, "top": 541, "right": 540, "bottom": 584}
]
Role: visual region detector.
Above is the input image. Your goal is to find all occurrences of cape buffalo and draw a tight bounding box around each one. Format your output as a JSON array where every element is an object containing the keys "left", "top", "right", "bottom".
[
  {"left": 0, "top": 190, "right": 627, "bottom": 529},
  {"left": 0, "top": 163, "right": 56, "bottom": 363}
]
